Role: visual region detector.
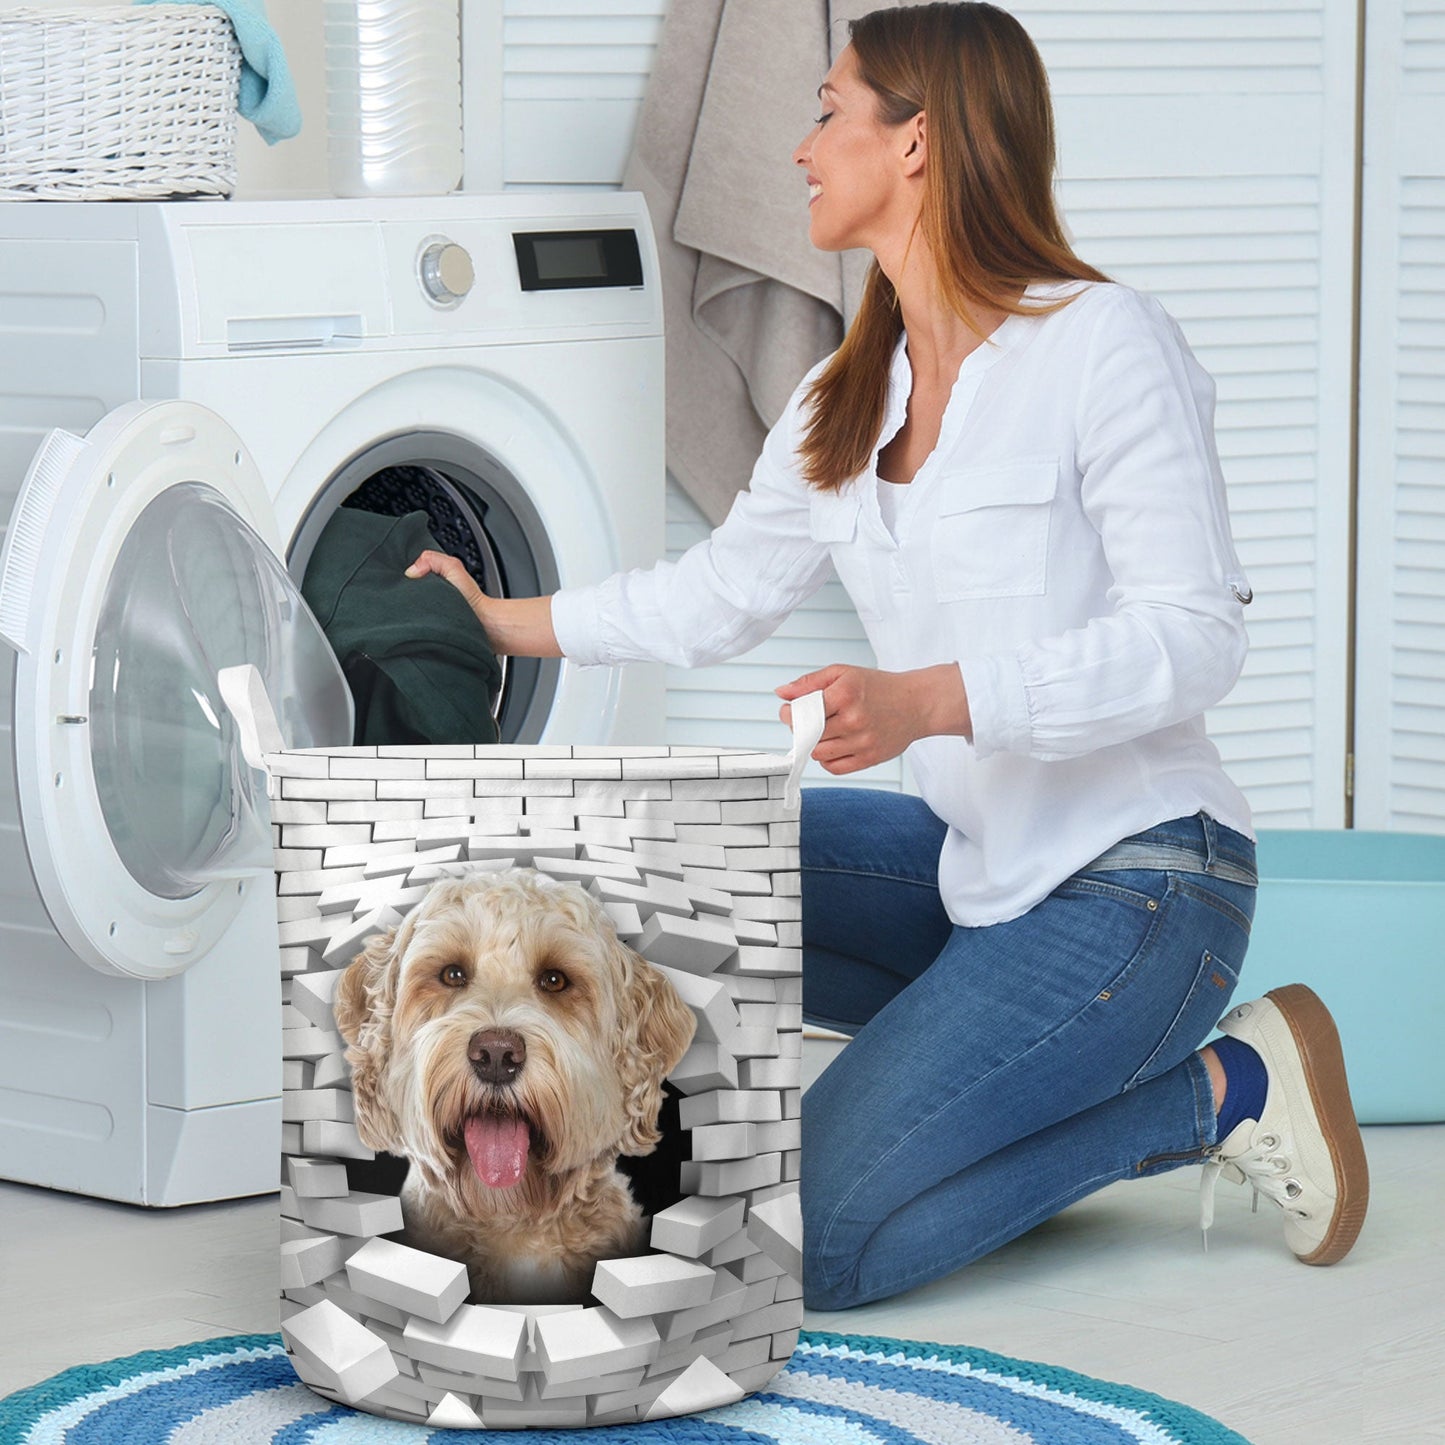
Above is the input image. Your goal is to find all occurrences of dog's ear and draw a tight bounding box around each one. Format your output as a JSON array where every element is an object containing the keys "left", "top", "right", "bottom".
[
  {"left": 333, "top": 923, "right": 406, "bottom": 1153},
  {"left": 615, "top": 947, "right": 698, "bottom": 1156}
]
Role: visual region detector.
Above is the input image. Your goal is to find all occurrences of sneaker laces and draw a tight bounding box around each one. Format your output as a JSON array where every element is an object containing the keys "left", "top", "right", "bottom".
[{"left": 1199, "top": 1130, "right": 1309, "bottom": 1247}]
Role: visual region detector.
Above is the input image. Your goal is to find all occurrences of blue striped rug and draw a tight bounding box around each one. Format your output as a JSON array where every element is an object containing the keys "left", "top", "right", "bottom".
[{"left": 0, "top": 1331, "right": 1252, "bottom": 1444}]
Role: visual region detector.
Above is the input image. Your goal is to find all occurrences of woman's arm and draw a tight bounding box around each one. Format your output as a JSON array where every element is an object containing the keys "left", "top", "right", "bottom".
[
  {"left": 775, "top": 662, "right": 971, "bottom": 774},
  {"left": 405, "top": 550, "right": 561, "bottom": 657}
]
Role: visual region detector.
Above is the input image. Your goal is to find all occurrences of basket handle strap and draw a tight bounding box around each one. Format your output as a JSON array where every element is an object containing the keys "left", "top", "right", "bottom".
[
  {"left": 218, "top": 663, "right": 285, "bottom": 778},
  {"left": 784, "top": 690, "right": 826, "bottom": 811}
]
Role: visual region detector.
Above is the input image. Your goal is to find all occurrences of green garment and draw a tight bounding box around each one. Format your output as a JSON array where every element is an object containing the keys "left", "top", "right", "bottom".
[{"left": 301, "top": 508, "right": 502, "bottom": 746}]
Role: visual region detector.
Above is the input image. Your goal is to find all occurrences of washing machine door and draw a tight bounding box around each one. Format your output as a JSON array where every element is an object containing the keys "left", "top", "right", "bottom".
[{"left": 0, "top": 400, "right": 352, "bottom": 981}]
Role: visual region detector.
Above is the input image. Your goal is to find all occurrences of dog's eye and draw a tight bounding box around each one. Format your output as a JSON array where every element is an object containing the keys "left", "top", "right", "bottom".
[
  {"left": 440, "top": 963, "right": 468, "bottom": 988},
  {"left": 537, "top": 969, "right": 569, "bottom": 994}
]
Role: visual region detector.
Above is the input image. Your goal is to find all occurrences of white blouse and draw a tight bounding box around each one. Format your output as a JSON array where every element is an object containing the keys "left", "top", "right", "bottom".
[{"left": 551, "top": 280, "right": 1255, "bottom": 926}]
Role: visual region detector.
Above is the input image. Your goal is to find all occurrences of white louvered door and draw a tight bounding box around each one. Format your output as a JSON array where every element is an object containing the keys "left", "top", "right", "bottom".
[
  {"left": 1354, "top": 0, "right": 1445, "bottom": 832},
  {"left": 1014, "top": 0, "right": 1360, "bottom": 828},
  {"left": 469, "top": 1, "right": 1377, "bottom": 821}
]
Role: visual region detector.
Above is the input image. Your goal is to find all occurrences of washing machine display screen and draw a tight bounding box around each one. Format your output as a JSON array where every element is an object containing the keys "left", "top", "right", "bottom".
[
  {"left": 90, "top": 483, "right": 350, "bottom": 900},
  {"left": 513, "top": 229, "right": 644, "bottom": 291}
]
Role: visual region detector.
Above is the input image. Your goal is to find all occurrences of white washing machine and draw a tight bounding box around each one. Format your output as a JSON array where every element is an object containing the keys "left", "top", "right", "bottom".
[{"left": 0, "top": 194, "right": 665, "bottom": 1206}]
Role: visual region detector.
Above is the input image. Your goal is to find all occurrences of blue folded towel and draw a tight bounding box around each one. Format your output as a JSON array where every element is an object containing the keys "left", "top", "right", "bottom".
[{"left": 136, "top": 0, "right": 301, "bottom": 145}]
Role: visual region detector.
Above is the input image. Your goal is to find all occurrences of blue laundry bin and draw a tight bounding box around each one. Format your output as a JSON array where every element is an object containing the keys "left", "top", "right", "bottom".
[{"left": 1239, "top": 830, "right": 1445, "bottom": 1124}]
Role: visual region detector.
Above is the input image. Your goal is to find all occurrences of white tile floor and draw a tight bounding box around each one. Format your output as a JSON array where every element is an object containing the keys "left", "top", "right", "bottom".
[{"left": 0, "top": 1039, "right": 1440, "bottom": 1445}]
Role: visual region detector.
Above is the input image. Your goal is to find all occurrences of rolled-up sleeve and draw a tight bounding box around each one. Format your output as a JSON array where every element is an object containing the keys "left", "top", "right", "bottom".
[
  {"left": 550, "top": 373, "right": 835, "bottom": 670},
  {"left": 961, "top": 289, "right": 1249, "bottom": 761}
]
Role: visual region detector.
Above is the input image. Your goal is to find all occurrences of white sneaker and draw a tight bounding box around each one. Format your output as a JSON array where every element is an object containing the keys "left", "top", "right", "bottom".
[{"left": 1200, "top": 984, "right": 1369, "bottom": 1264}]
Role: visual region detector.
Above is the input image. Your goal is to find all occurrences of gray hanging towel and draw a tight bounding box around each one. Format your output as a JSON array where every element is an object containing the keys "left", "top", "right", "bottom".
[
  {"left": 301, "top": 508, "right": 502, "bottom": 747},
  {"left": 625, "top": 0, "right": 901, "bottom": 525}
]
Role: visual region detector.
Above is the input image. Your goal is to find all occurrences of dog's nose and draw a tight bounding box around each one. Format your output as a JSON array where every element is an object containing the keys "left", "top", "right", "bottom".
[{"left": 468, "top": 1029, "right": 526, "bottom": 1085}]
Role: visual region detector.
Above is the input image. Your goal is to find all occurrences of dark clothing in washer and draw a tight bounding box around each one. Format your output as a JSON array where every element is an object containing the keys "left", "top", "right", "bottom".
[{"left": 302, "top": 508, "right": 502, "bottom": 746}]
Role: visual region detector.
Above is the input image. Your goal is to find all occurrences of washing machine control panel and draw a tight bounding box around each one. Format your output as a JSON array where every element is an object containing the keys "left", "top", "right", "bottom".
[{"left": 419, "top": 240, "right": 475, "bottom": 306}]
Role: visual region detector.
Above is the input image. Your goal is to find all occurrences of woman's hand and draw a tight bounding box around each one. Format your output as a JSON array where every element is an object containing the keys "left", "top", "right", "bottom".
[
  {"left": 404, "top": 550, "right": 562, "bottom": 658},
  {"left": 776, "top": 663, "right": 971, "bottom": 773},
  {"left": 405, "top": 549, "right": 489, "bottom": 623}
]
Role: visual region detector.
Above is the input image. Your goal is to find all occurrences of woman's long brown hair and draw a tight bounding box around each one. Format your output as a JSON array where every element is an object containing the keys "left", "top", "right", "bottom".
[{"left": 798, "top": 3, "right": 1108, "bottom": 491}]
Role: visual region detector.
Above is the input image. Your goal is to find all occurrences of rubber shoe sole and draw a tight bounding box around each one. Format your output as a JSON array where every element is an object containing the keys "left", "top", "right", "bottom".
[{"left": 1260, "top": 983, "right": 1369, "bottom": 1265}]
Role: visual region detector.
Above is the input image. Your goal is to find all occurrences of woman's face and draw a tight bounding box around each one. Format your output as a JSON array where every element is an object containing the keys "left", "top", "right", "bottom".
[{"left": 793, "top": 45, "right": 918, "bottom": 254}]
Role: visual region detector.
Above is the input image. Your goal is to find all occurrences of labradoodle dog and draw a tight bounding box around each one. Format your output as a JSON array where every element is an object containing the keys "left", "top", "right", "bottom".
[{"left": 332, "top": 867, "right": 696, "bottom": 1304}]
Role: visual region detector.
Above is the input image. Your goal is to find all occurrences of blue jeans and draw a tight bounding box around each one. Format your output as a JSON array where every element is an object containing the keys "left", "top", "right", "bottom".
[{"left": 801, "top": 790, "right": 1257, "bottom": 1311}]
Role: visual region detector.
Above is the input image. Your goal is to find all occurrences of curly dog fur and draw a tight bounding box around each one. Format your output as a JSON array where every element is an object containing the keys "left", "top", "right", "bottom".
[{"left": 332, "top": 867, "right": 696, "bottom": 1304}]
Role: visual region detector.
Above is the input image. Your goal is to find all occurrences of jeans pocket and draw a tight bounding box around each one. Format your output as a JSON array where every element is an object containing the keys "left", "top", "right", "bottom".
[{"left": 1126, "top": 946, "right": 1241, "bottom": 1090}]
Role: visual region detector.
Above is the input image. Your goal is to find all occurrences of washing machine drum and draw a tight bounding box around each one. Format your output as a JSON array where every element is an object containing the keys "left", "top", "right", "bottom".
[{"left": 300, "top": 478, "right": 503, "bottom": 749}]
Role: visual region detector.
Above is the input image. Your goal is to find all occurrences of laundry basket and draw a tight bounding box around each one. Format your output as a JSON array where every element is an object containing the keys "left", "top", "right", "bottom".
[
  {"left": 0, "top": 6, "right": 241, "bottom": 200},
  {"left": 222, "top": 667, "right": 817, "bottom": 1429}
]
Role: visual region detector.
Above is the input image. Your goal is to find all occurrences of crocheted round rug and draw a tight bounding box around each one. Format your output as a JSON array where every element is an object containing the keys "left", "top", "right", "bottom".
[{"left": 0, "top": 1330, "right": 1251, "bottom": 1444}]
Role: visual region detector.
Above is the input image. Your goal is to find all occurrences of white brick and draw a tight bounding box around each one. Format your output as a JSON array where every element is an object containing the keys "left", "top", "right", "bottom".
[
  {"left": 427, "top": 1393, "right": 484, "bottom": 1428},
  {"left": 625, "top": 799, "right": 722, "bottom": 823},
  {"left": 681, "top": 1153, "right": 782, "bottom": 1197},
  {"left": 468, "top": 831, "right": 577, "bottom": 864},
  {"left": 375, "top": 819, "right": 472, "bottom": 847},
  {"left": 678, "top": 1090, "right": 782, "bottom": 1129},
  {"left": 289, "top": 969, "right": 346, "bottom": 1029},
  {"left": 650, "top": 965, "right": 739, "bottom": 1043},
  {"left": 312, "top": 1052, "right": 351, "bottom": 1090},
  {"left": 284, "top": 823, "right": 372, "bottom": 849},
  {"left": 330, "top": 756, "right": 423, "bottom": 779},
  {"left": 523, "top": 757, "right": 622, "bottom": 779},
  {"left": 690, "top": 1121, "right": 756, "bottom": 1161},
  {"left": 635, "top": 912, "right": 737, "bottom": 973},
  {"left": 723, "top": 846, "right": 795, "bottom": 871},
  {"left": 482, "top": 1395, "right": 588, "bottom": 1430},
  {"left": 322, "top": 906, "right": 403, "bottom": 967},
  {"left": 601, "top": 901, "right": 644, "bottom": 941},
  {"left": 734, "top": 919, "right": 780, "bottom": 946},
  {"left": 280, "top": 1231, "right": 348, "bottom": 1290},
  {"left": 669, "top": 777, "right": 768, "bottom": 802},
  {"left": 283, "top": 1025, "right": 345, "bottom": 1062},
  {"left": 534, "top": 856, "right": 642, "bottom": 887},
  {"left": 754, "top": 1119, "right": 802, "bottom": 1154},
  {"left": 281, "top": 775, "right": 375, "bottom": 799},
  {"left": 326, "top": 800, "right": 424, "bottom": 823},
  {"left": 423, "top": 759, "right": 527, "bottom": 778},
  {"left": 281, "top": 1299, "right": 398, "bottom": 1399},
  {"left": 278, "top": 917, "right": 334, "bottom": 951},
  {"left": 300, "top": 1191, "right": 404, "bottom": 1236},
  {"left": 287, "top": 1158, "right": 350, "bottom": 1198},
  {"left": 620, "top": 756, "right": 720, "bottom": 779},
  {"left": 669, "top": 1040, "right": 738, "bottom": 1095},
  {"left": 644, "top": 1355, "right": 746, "bottom": 1420},
  {"left": 539, "top": 1365, "right": 644, "bottom": 1400},
  {"left": 278, "top": 945, "right": 324, "bottom": 976},
  {"left": 650, "top": 1195, "right": 747, "bottom": 1258},
  {"left": 418, "top": 1362, "right": 523, "bottom": 1401},
  {"left": 591, "top": 1256, "right": 716, "bottom": 1318},
  {"left": 654, "top": 1269, "right": 747, "bottom": 1341},
  {"left": 302, "top": 1120, "right": 374, "bottom": 1160},
  {"left": 363, "top": 843, "right": 465, "bottom": 878},
  {"left": 321, "top": 1278, "right": 407, "bottom": 1329},
  {"left": 677, "top": 866, "right": 769, "bottom": 899},
  {"left": 727, "top": 947, "right": 801, "bottom": 977},
  {"left": 675, "top": 823, "right": 769, "bottom": 847},
  {"left": 403, "top": 1302, "right": 528, "bottom": 1377},
  {"left": 273, "top": 848, "right": 324, "bottom": 872},
  {"left": 282, "top": 1059, "right": 309, "bottom": 1091},
  {"left": 272, "top": 799, "right": 328, "bottom": 825},
  {"left": 729, "top": 1025, "right": 780, "bottom": 1060},
  {"left": 534, "top": 1308, "right": 660, "bottom": 1384},
  {"left": 345, "top": 1237, "right": 470, "bottom": 1324},
  {"left": 701, "top": 1227, "right": 758, "bottom": 1267},
  {"left": 730, "top": 895, "right": 801, "bottom": 922},
  {"left": 738, "top": 1057, "right": 799, "bottom": 1090},
  {"left": 282, "top": 1089, "right": 354, "bottom": 1124},
  {"left": 588, "top": 876, "right": 692, "bottom": 919}
]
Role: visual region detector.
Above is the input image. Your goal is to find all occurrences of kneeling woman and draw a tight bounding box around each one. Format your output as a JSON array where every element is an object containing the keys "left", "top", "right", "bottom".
[{"left": 409, "top": 0, "right": 1368, "bottom": 1310}]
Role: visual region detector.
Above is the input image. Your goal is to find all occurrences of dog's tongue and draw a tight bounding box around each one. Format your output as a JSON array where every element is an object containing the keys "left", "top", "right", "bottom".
[{"left": 464, "top": 1114, "right": 530, "bottom": 1189}]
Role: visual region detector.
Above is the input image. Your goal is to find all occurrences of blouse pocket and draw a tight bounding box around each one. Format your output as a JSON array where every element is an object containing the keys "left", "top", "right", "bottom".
[
  {"left": 930, "top": 459, "right": 1059, "bottom": 602},
  {"left": 808, "top": 489, "right": 881, "bottom": 620}
]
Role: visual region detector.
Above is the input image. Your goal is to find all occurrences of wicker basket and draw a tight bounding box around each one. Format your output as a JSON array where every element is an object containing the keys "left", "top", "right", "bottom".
[{"left": 0, "top": 5, "right": 241, "bottom": 201}]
